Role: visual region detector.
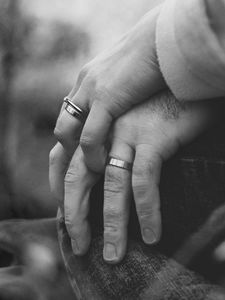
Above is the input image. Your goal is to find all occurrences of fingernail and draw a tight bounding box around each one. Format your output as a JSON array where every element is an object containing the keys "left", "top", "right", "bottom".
[
  {"left": 71, "top": 239, "right": 80, "bottom": 255},
  {"left": 104, "top": 243, "right": 117, "bottom": 261},
  {"left": 143, "top": 228, "right": 157, "bottom": 244}
]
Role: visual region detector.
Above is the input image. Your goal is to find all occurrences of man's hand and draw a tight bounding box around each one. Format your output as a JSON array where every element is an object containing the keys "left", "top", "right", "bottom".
[
  {"left": 53, "top": 5, "right": 165, "bottom": 173},
  {"left": 102, "top": 91, "right": 217, "bottom": 263},
  {"left": 50, "top": 91, "right": 219, "bottom": 263}
]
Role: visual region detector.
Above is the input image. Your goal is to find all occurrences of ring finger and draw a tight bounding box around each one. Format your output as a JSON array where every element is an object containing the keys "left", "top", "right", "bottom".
[{"left": 54, "top": 83, "right": 90, "bottom": 152}]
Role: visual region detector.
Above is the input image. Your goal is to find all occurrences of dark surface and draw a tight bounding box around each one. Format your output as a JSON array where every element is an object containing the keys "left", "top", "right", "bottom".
[{"left": 57, "top": 123, "right": 225, "bottom": 299}]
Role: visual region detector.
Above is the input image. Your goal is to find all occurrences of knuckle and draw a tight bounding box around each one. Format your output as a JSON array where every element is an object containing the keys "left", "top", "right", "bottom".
[
  {"left": 136, "top": 203, "right": 156, "bottom": 219},
  {"left": 133, "top": 188, "right": 148, "bottom": 202},
  {"left": 93, "top": 87, "right": 116, "bottom": 115},
  {"left": 49, "top": 147, "right": 58, "bottom": 167},
  {"left": 133, "top": 161, "right": 158, "bottom": 186},
  {"left": 54, "top": 114, "right": 70, "bottom": 140},
  {"left": 133, "top": 160, "right": 154, "bottom": 178},
  {"left": 94, "top": 84, "right": 106, "bottom": 98},
  {"left": 64, "top": 158, "right": 80, "bottom": 185},
  {"left": 79, "top": 65, "right": 97, "bottom": 89},
  {"left": 64, "top": 167, "right": 77, "bottom": 185},
  {"left": 104, "top": 225, "right": 119, "bottom": 243},
  {"left": 80, "top": 134, "right": 96, "bottom": 151},
  {"left": 105, "top": 167, "right": 125, "bottom": 189},
  {"left": 132, "top": 179, "right": 149, "bottom": 200},
  {"left": 104, "top": 207, "right": 127, "bottom": 225},
  {"left": 132, "top": 172, "right": 149, "bottom": 188},
  {"left": 64, "top": 215, "right": 73, "bottom": 234},
  {"left": 104, "top": 175, "right": 124, "bottom": 197},
  {"left": 104, "top": 222, "right": 123, "bottom": 241},
  {"left": 104, "top": 224, "right": 118, "bottom": 234},
  {"left": 64, "top": 217, "right": 73, "bottom": 232},
  {"left": 65, "top": 219, "right": 80, "bottom": 239},
  {"left": 78, "top": 65, "right": 89, "bottom": 81},
  {"left": 54, "top": 126, "right": 65, "bottom": 144},
  {"left": 64, "top": 210, "right": 83, "bottom": 234},
  {"left": 104, "top": 229, "right": 119, "bottom": 244},
  {"left": 113, "top": 116, "right": 130, "bottom": 133},
  {"left": 104, "top": 186, "right": 122, "bottom": 201}
]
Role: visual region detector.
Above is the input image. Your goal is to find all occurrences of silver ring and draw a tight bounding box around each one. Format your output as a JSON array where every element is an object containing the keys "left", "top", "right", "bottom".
[
  {"left": 107, "top": 157, "right": 133, "bottom": 171},
  {"left": 63, "top": 97, "right": 87, "bottom": 122}
]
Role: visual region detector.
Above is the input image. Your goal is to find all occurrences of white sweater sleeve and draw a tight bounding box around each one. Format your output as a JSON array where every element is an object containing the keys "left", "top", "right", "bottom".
[{"left": 156, "top": 0, "right": 225, "bottom": 101}]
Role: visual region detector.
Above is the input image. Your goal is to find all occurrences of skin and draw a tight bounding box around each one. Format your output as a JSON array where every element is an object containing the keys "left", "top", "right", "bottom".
[
  {"left": 53, "top": 5, "right": 166, "bottom": 173},
  {"left": 50, "top": 90, "right": 219, "bottom": 263},
  {"left": 51, "top": 2, "right": 225, "bottom": 264}
]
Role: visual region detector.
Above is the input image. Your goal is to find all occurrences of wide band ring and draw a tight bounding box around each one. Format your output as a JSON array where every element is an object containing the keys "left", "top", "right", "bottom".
[
  {"left": 63, "top": 96, "right": 87, "bottom": 122},
  {"left": 107, "top": 157, "right": 133, "bottom": 171}
]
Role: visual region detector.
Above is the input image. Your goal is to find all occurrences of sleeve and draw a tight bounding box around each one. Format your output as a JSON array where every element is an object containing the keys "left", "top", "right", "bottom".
[{"left": 156, "top": 0, "right": 225, "bottom": 101}]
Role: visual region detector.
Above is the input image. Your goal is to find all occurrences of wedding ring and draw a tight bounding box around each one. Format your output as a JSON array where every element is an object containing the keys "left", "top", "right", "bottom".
[
  {"left": 63, "top": 97, "right": 87, "bottom": 122},
  {"left": 107, "top": 157, "right": 133, "bottom": 171}
]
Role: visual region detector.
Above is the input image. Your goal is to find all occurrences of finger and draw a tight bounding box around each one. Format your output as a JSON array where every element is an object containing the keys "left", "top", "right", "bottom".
[
  {"left": 103, "top": 139, "right": 134, "bottom": 263},
  {"left": 64, "top": 146, "right": 100, "bottom": 255},
  {"left": 132, "top": 144, "right": 162, "bottom": 245},
  {"left": 80, "top": 102, "right": 113, "bottom": 173},
  {"left": 58, "top": 102, "right": 66, "bottom": 118},
  {"left": 49, "top": 143, "right": 74, "bottom": 213},
  {"left": 57, "top": 68, "right": 88, "bottom": 119},
  {"left": 54, "top": 87, "right": 89, "bottom": 151}
]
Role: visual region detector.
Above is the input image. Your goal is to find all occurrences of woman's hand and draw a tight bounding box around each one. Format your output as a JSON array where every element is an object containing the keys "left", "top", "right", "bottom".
[
  {"left": 50, "top": 90, "right": 219, "bottom": 263},
  {"left": 53, "top": 5, "right": 165, "bottom": 173}
]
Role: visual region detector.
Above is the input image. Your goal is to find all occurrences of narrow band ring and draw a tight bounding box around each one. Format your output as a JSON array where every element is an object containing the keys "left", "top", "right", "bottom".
[
  {"left": 107, "top": 157, "right": 133, "bottom": 171},
  {"left": 63, "top": 96, "right": 87, "bottom": 122}
]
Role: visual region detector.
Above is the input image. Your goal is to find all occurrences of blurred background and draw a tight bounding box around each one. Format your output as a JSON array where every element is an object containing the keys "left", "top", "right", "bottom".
[
  {"left": 3, "top": 1, "right": 225, "bottom": 299},
  {"left": 0, "top": 0, "right": 160, "bottom": 220},
  {"left": 0, "top": 2, "right": 163, "bottom": 298}
]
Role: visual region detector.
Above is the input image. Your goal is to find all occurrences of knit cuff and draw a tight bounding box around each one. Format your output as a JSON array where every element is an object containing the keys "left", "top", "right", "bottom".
[{"left": 156, "top": 0, "right": 225, "bottom": 101}]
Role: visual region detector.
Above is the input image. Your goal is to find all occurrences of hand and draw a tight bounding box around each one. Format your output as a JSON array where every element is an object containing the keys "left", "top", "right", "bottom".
[
  {"left": 50, "top": 90, "right": 219, "bottom": 263},
  {"left": 53, "top": 5, "right": 165, "bottom": 173},
  {"left": 102, "top": 91, "right": 217, "bottom": 263}
]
